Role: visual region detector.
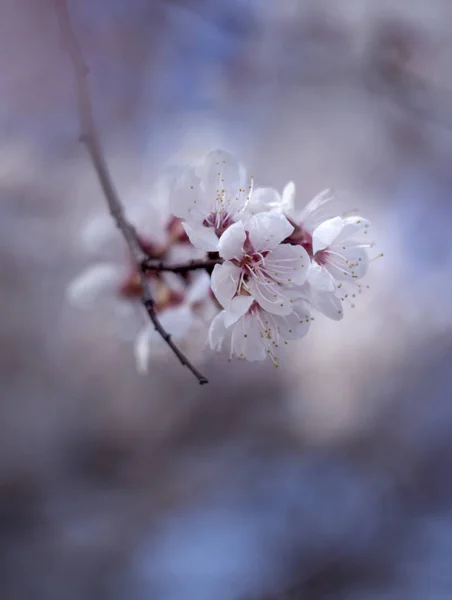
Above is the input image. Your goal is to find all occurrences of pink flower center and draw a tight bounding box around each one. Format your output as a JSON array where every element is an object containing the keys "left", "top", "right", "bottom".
[
  {"left": 166, "top": 216, "right": 189, "bottom": 243},
  {"left": 231, "top": 234, "right": 270, "bottom": 284},
  {"left": 203, "top": 212, "right": 234, "bottom": 237},
  {"left": 119, "top": 217, "right": 190, "bottom": 312},
  {"left": 285, "top": 221, "right": 314, "bottom": 257}
]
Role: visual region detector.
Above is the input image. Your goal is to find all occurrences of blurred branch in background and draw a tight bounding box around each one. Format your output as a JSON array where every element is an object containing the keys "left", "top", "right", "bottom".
[
  {"left": 362, "top": 17, "right": 452, "bottom": 131},
  {"left": 54, "top": 0, "right": 209, "bottom": 385}
]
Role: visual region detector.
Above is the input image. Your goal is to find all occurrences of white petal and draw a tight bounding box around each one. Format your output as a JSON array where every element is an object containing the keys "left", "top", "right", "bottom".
[
  {"left": 223, "top": 295, "right": 254, "bottom": 327},
  {"left": 134, "top": 326, "right": 154, "bottom": 374},
  {"left": 133, "top": 305, "right": 194, "bottom": 373},
  {"left": 289, "top": 298, "right": 312, "bottom": 337},
  {"left": 300, "top": 189, "right": 337, "bottom": 233},
  {"left": 335, "top": 216, "right": 371, "bottom": 244},
  {"left": 166, "top": 242, "right": 205, "bottom": 265},
  {"left": 246, "top": 278, "right": 294, "bottom": 316},
  {"left": 170, "top": 166, "right": 207, "bottom": 222},
  {"left": 210, "top": 262, "right": 241, "bottom": 308},
  {"left": 218, "top": 220, "right": 246, "bottom": 260},
  {"left": 161, "top": 271, "right": 185, "bottom": 294},
  {"left": 182, "top": 221, "right": 219, "bottom": 252},
  {"left": 312, "top": 216, "right": 345, "bottom": 254},
  {"left": 346, "top": 247, "right": 369, "bottom": 279},
  {"left": 245, "top": 187, "right": 281, "bottom": 216},
  {"left": 66, "top": 263, "right": 123, "bottom": 309},
  {"left": 186, "top": 271, "right": 211, "bottom": 305},
  {"left": 265, "top": 244, "right": 310, "bottom": 286},
  {"left": 248, "top": 212, "right": 294, "bottom": 251},
  {"left": 324, "top": 247, "right": 369, "bottom": 280},
  {"left": 231, "top": 314, "right": 266, "bottom": 362},
  {"left": 272, "top": 306, "right": 311, "bottom": 340},
  {"left": 208, "top": 311, "right": 227, "bottom": 351},
  {"left": 281, "top": 181, "right": 296, "bottom": 214},
  {"left": 80, "top": 215, "right": 114, "bottom": 253},
  {"left": 311, "top": 288, "right": 343, "bottom": 320},
  {"left": 159, "top": 305, "right": 193, "bottom": 340},
  {"left": 307, "top": 262, "right": 336, "bottom": 292},
  {"left": 196, "top": 149, "right": 247, "bottom": 204},
  {"left": 128, "top": 202, "right": 167, "bottom": 247}
]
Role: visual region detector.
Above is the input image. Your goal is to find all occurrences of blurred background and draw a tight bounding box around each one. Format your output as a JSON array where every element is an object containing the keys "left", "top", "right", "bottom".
[{"left": 2, "top": 0, "right": 452, "bottom": 598}]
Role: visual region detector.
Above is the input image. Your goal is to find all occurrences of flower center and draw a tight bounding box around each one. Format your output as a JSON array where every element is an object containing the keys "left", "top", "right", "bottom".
[
  {"left": 313, "top": 249, "right": 329, "bottom": 265},
  {"left": 118, "top": 216, "right": 190, "bottom": 311},
  {"left": 203, "top": 212, "right": 234, "bottom": 237},
  {"left": 232, "top": 246, "right": 269, "bottom": 282},
  {"left": 240, "top": 252, "right": 265, "bottom": 272},
  {"left": 285, "top": 223, "right": 314, "bottom": 257}
]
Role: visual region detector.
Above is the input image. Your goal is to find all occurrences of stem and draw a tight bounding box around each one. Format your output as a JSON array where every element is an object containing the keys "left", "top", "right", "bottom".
[
  {"left": 55, "top": 0, "right": 208, "bottom": 384},
  {"left": 142, "top": 257, "right": 223, "bottom": 275}
]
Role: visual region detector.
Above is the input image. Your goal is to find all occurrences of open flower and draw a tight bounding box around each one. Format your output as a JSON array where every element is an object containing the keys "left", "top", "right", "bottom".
[
  {"left": 312, "top": 215, "right": 371, "bottom": 282},
  {"left": 170, "top": 149, "right": 253, "bottom": 251},
  {"left": 308, "top": 214, "right": 373, "bottom": 317},
  {"left": 209, "top": 294, "right": 311, "bottom": 365},
  {"left": 285, "top": 188, "right": 340, "bottom": 240},
  {"left": 210, "top": 212, "right": 310, "bottom": 315},
  {"left": 269, "top": 186, "right": 375, "bottom": 320}
]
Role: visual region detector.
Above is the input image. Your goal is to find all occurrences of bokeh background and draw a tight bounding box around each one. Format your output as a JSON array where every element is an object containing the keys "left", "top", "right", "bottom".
[{"left": 2, "top": 1, "right": 452, "bottom": 598}]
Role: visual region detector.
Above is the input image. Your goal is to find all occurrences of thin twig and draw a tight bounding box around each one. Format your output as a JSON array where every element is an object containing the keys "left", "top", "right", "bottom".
[
  {"left": 142, "top": 257, "right": 223, "bottom": 275},
  {"left": 55, "top": 0, "right": 208, "bottom": 384}
]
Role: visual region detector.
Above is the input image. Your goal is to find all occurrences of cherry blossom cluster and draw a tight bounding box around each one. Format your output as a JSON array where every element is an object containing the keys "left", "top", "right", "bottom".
[
  {"left": 68, "top": 149, "right": 377, "bottom": 372},
  {"left": 172, "top": 150, "right": 376, "bottom": 365}
]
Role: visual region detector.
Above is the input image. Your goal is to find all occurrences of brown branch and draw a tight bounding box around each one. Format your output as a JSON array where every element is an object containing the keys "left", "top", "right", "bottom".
[
  {"left": 142, "top": 257, "right": 223, "bottom": 275},
  {"left": 54, "top": 0, "right": 208, "bottom": 385}
]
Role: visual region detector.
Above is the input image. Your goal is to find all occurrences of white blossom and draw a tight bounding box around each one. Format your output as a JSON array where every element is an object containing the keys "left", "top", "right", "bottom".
[
  {"left": 262, "top": 185, "right": 374, "bottom": 320},
  {"left": 286, "top": 188, "right": 339, "bottom": 234},
  {"left": 210, "top": 212, "right": 310, "bottom": 315},
  {"left": 170, "top": 149, "right": 253, "bottom": 252},
  {"left": 209, "top": 294, "right": 311, "bottom": 365},
  {"left": 305, "top": 212, "right": 372, "bottom": 319},
  {"left": 67, "top": 177, "right": 213, "bottom": 370},
  {"left": 67, "top": 143, "right": 380, "bottom": 376}
]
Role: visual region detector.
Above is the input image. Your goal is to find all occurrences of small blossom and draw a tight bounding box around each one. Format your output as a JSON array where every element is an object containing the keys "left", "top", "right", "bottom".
[
  {"left": 67, "top": 176, "right": 212, "bottom": 370},
  {"left": 170, "top": 149, "right": 253, "bottom": 251},
  {"left": 210, "top": 212, "right": 310, "bottom": 315},
  {"left": 209, "top": 294, "right": 311, "bottom": 365},
  {"left": 286, "top": 188, "right": 339, "bottom": 239},
  {"left": 241, "top": 181, "right": 296, "bottom": 219},
  {"left": 312, "top": 215, "right": 371, "bottom": 281},
  {"left": 67, "top": 143, "right": 380, "bottom": 377}
]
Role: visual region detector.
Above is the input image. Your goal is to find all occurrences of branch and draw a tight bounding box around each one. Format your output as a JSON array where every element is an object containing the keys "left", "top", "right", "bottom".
[
  {"left": 142, "top": 257, "right": 223, "bottom": 275},
  {"left": 55, "top": 0, "right": 208, "bottom": 385}
]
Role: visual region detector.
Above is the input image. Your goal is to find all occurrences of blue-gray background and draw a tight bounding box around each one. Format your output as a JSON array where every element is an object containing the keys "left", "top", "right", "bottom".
[{"left": 1, "top": 1, "right": 452, "bottom": 599}]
